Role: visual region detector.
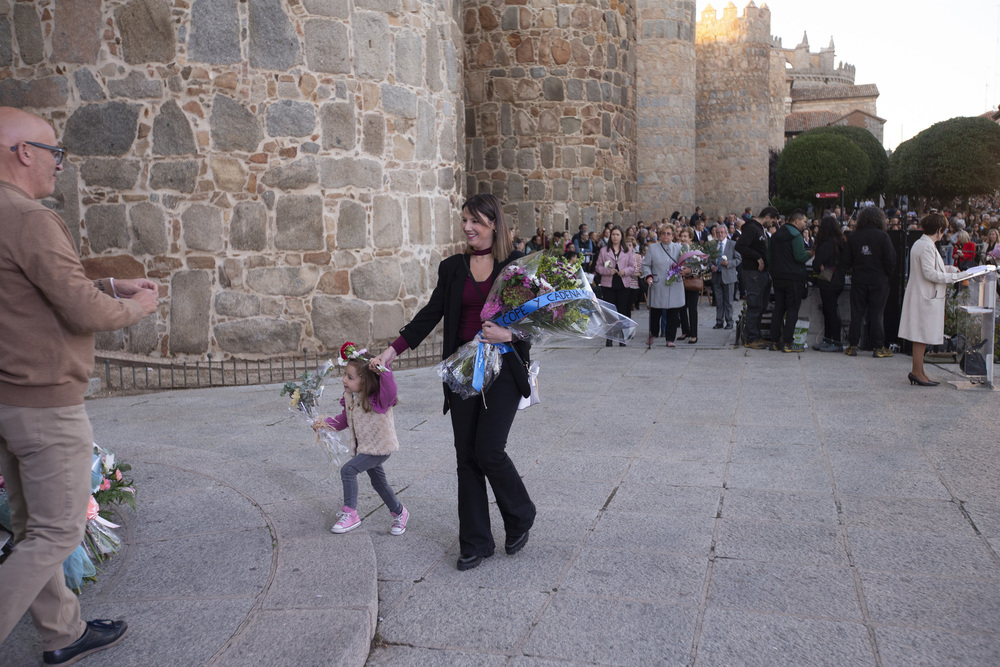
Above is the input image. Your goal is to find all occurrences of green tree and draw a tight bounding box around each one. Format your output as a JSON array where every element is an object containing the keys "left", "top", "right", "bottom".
[
  {"left": 910, "top": 117, "right": 1000, "bottom": 205},
  {"left": 800, "top": 125, "right": 889, "bottom": 198},
  {"left": 776, "top": 133, "right": 870, "bottom": 207},
  {"left": 887, "top": 136, "right": 920, "bottom": 197}
]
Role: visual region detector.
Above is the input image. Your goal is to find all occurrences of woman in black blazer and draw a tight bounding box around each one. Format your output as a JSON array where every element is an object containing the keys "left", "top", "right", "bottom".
[{"left": 373, "top": 194, "right": 535, "bottom": 571}]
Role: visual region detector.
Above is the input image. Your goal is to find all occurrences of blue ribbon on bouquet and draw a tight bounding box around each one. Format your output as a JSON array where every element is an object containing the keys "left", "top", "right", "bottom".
[{"left": 471, "top": 288, "right": 590, "bottom": 392}]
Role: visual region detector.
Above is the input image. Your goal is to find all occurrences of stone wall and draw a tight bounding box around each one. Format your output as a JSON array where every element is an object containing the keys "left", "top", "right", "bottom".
[
  {"left": 635, "top": 0, "right": 696, "bottom": 222},
  {"left": 0, "top": 0, "right": 465, "bottom": 359},
  {"left": 461, "top": 0, "right": 637, "bottom": 236},
  {"left": 694, "top": 2, "right": 778, "bottom": 218}
]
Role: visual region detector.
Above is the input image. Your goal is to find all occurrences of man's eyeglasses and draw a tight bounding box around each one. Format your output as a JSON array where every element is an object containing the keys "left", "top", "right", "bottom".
[{"left": 10, "top": 141, "right": 66, "bottom": 166}]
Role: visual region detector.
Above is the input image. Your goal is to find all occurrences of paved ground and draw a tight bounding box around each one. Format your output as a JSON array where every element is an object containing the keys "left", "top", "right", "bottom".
[{"left": 4, "top": 300, "right": 1000, "bottom": 666}]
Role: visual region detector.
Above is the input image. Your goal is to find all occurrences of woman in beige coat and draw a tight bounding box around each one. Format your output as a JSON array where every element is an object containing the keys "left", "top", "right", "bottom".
[{"left": 898, "top": 213, "right": 971, "bottom": 386}]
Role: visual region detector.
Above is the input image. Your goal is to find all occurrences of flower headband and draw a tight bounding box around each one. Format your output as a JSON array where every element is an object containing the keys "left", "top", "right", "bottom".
[{"left": 339, "top": 341, "right": 387, "bottom": 373}]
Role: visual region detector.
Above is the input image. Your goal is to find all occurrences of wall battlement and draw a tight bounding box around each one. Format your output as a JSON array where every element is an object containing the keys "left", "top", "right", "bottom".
[{"left": 696, "top": 1, "right": 772, "bottom": 45}]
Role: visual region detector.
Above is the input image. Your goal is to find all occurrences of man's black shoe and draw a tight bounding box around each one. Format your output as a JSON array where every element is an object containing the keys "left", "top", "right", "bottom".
[
  {"left": 505, "top": 530, "right": 529, "bottom": 555},
  {"left": 712, "top": 323, "right": 723, "bottom": 329},
  {"left": 457, "top": 552, "right": 492, "bottom": 571},
  {"left": 44, "top": 619, "right": 128, "bottom": 665}
]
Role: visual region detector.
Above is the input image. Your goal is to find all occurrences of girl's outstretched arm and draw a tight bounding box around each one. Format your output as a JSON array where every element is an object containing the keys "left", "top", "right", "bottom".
[{"left": 370, "top": 368, "right": 398, "bottom": 414}]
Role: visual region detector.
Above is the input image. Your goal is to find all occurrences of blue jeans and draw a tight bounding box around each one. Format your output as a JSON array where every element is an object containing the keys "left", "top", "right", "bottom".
[{"left": 341, "top": 453, "right": 402, "bottom": 514}]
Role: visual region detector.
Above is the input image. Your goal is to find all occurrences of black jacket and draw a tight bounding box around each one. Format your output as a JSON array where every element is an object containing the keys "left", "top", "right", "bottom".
[
  {"left": 399, "top": 251, "right": 530, "bottom": 413},
  {"left": 840, "top": 228, "right": 896, "bottom": 285},
  {"left": 768, "top": 224, "right": 809, "bottom": 281},
  {"left": 735, "top": 218, "right": 768, "bottom": 270},
  {"left": 813, "top": 237, "right": 846, "bottom": 288}
]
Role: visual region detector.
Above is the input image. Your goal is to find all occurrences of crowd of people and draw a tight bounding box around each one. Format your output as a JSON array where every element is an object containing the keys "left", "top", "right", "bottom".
[{"left": 513, "top": 200, "right": 1000, "bottom": 360}]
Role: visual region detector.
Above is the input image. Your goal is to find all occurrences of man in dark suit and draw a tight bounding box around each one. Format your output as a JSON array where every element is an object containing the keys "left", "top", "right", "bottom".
[{"left": 710, "top": 223, "right": 740, "bottom": 329}]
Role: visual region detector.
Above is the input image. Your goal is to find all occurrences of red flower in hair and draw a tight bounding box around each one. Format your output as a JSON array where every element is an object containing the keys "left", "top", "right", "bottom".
[{"left": 340, "top": 342, "right": 355, "bottom": 360}]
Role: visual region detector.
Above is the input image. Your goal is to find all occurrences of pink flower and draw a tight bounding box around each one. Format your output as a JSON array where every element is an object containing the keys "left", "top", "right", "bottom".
[
  {"left": 481, "top": 298, "right": 503, "bottom": 320},
  {"left": 87, "top": 496, "right": 100, "bottom": 521},
  {"left": 115, "top": 470, "right": 123, "bottom": 481},
  {"left": 99, "top": 478, "right": 111, "bottom": 491}
]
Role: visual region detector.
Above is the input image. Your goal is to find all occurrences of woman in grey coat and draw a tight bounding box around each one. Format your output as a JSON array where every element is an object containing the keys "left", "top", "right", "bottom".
[{"left": 642, "top": 224, "right": 689, "bottom": 348}]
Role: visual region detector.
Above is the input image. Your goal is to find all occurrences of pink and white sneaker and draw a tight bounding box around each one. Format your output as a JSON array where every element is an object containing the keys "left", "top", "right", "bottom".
[
  {"left": 332, "top": 506, "right": 361, "bottom": 534},
  {"left": 390, "top": 506, "right": 409, "bottom": 535}
]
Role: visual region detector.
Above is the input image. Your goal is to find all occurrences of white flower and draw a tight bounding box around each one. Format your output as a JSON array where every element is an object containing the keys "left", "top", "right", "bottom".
[{"left": 604, "top": 260, "right": 612, "bottom": 268}]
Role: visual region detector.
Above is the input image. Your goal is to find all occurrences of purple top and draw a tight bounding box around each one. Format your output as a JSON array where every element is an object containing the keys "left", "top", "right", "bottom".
[
  {"left": 390, "top": 273, "right": 495, "bottom": 353},
  {"left": 327, "top": 367, "right": 398, "bottom": 431}
]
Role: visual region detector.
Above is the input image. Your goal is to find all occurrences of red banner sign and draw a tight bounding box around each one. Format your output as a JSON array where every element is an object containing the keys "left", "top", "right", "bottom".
[{"left": 815, "top": 192, "right": 840, "bottom": 199}]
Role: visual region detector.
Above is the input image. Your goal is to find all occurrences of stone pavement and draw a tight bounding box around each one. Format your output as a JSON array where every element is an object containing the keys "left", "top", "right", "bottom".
[{"left": 4, "top": 301, "right": 1000, "bottom": 666}]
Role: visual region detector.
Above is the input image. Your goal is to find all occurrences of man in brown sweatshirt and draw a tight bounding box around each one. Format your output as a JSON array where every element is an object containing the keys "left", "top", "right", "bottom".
[{"left": 0, "top": 107, "right": 158, "bottom": 665}]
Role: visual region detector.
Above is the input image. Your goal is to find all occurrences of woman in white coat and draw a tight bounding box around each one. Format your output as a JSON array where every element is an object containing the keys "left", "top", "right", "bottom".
[
  {"left": 642, "top": 224, "right": 689, "bottom": 349},
  {"left": 898, "top": 213, "right": 971, "bottom": 386}
]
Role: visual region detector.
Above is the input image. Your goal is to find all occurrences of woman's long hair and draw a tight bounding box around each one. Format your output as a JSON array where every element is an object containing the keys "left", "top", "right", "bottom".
[
  {"left": 814, "top": 215, "right": 845, "bottom": 261},
  {"left": 462, "top": 193, "right": 514, "bottom": 262}
]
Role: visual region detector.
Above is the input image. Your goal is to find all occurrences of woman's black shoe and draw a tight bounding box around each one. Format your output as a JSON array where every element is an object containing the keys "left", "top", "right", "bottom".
[
  {"left": 43, "top": 619, "right": 128, "bottom": 665},
  {"left": 505, "top": 531, "right": 529, "bottom": 555},
  {"left": 908, "top": 372, "right": 938, "bottom": 387},
  {"left": 605, "top": 339, "right": 613, "bottom": 347},
  {"left": 457, "top": 553, "right": 491, "bottom": 571}
]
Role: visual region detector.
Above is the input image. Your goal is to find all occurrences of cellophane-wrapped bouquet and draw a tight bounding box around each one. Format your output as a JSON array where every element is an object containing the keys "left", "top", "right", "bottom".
[
  {"left": 435, "top": 252, "right": 637, "bottom": 398},
  {"left": 280, "top": 359, "right": 351, "bottom": 466},
  {"left": 662, "top": 248, "right": 710, "bottom": 286}
]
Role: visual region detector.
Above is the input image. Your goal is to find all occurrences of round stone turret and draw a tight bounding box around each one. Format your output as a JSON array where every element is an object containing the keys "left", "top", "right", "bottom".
[{"left": 461, "top": 0, "right": 637, "bottom": 235}]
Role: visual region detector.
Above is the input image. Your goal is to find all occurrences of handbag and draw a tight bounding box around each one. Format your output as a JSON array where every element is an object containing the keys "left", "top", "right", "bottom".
[
  {"left": 503, "top": 346, "right": 533, "bottom": 399},
  {"left": 817, "top": 267, "right": 834, "bottom": 282},
  {"left": 960, "top": 339, "right": 988, "bottom": 376},
  {"left": 518, "top": 361, "right": 540, "bottom": 410},
  {"left": 683, "top": 275, "right": 703, "bottom": 292}
]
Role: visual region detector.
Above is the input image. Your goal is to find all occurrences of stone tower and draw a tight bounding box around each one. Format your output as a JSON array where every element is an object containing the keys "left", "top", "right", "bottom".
[
  {"left": 635, "top": 0, "right": 696, "bottom": 222},
  {"left": 0, "top": 0, "right": 465, "bottom": 359},
  {"left": 461, "top": 0, "right": 637, "bottom": 236},
  {"left": 694, "top": 1, "right": 783, "bottom": 218}
]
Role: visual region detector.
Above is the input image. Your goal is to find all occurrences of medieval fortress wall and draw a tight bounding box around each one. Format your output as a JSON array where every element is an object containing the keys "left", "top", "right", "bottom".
[{"left": 1, "top": 0, "right": 875, "bottom": 360}]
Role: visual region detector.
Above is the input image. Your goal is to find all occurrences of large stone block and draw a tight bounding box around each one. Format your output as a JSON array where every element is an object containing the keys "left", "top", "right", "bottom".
[
  {"left": 321, "top": 157, "right": 382, "bottom": 190},
  {"left": 395, "top": 31, "right": 423, "bottom": 87},
  {"left": 215, "top": 318, "right": 301, "bottom": 354},
  {"left": 215, "top": 291, "right": 261, "bottom": 318},
  {"left": 13, "top": 3, "right": 42, "bottom": 65},
  {"left": 53, "top": 0, "right": 102, "bottom": 64},
  {"left": 115, "top": 0, "right": 175, "bottom": 65},
  {"left": 303, "top": 19, "right": 349, "bottom": 74},
  {"left": 64, "top": 102, "right": 139, "bottom": 156},
  {"left": 320, "top": 102, "right": 356, "bottom": 150},
  {"left": 380, "top": 84, "right": 417, "bottom": 119},
  {"left": 261, "top": 157, "right": 318, "bottom": 190},
  {"left": 127, "top": 315, "right": 158, "bottom": 355},
  {"left": 153, "top": 100, "right": 196, "bottom": 156},
  {"left": 350, "top": 258, "right": 402, "bottom": 301},
  {"left": 188, "top": 0, "right": 241, "bottom": 65},
  {"left": 372, "top": 196, "right": 402, "bottom": 248},
  {"left": 0, "top": 77, "right": 70, "bottom": 110},
  {"left": 169, "top": 270, "right": 211, "bottom": 355},
  {"left": 81, "top": 255, "right": 146, "bottom": 280},
  {"left": 247, "top": 0, "right": 301, "bottom": 70},
  {"left": 425, "top": 22, "right": 442, "bottom": 92},
  {"left": 109, "top": 71, "right": 163, "bottom": 99},
  {"left": 74, "top": 69, "right": 105, "bottom": 102},
  {"left": 275, "top": 195, "right": 324, "bottom": 250},
  {"left": 246, "top": 266, "right": 319, "bottom": 296},
  {"left": 210, "top": 95, "right": 263, "bottom": 153},
  {"left": 85, "top": 205, "right": 129, "bottom": 253},
  {"left": 230, "top": 201, "right": 267, "bottom": 251},
  {"left": 303, "top": 0, "right": 349, "bottom": 18},
  {"left": 311, "top": 296, "right": 372, "bottom": 348},
  {"left": 210, "top": 155, "right": 246, "bottom": 192},
  {"left": 400, "top": 256, "right": 424, "bottom": 296},
  {"left": 415, "top": 99, "right": 436, "bottom": 161},
  {"left": 0, "top": 18, "right": 10, "bottom": 68},
  {"left": 337, "top": 200, "right": 367, "bottom": 249},
  {"left": 361, "top": 113, "right": 384, "bottom": 156},
  {"left": 406, "top": 196, "right": 432, "bottom": 246},
  {"left": 181, "top": 204, "right": 224, "bottom": 252},
  {"left": 372, "top": 303, "right": 404, "bottom": 340},
  {"left": 433, "top": 196, "right": 454, "bottom": 244},
  {"left": 355, "top": 0, "right": 400, "bottom": 11},
  {"left": 354, "top": 12, "right": 390, "bottom": 80},
  {"left": 42, "top": 164, "right": 81, "bottom": 249},
  {"left": 266, "top": 100, "right": 316, "bottom": 137},
  {"left": 130, "top": 202, "right": 169, "bottom": 255},
  {"left": 150, "top": 161, "right": 199, "bottom": 193}
]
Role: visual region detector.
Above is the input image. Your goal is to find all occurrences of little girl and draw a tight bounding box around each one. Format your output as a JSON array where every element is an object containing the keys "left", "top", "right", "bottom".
[{"left": 327, "top": 348, "right": 407, "bottom": 535}]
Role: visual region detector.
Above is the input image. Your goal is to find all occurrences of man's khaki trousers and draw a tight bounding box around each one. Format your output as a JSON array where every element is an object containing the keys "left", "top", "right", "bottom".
[{"left": 0, "top": 403, "right": 92, "bottom": 650}]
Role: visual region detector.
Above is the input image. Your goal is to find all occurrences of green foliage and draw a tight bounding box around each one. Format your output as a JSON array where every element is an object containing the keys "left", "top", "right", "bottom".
[
  {"left": 93, "top": 462, "right": 135, "bottom": 519},
  {"left": 889, "top": 116, "right": 1000, "bottom": 201},
  {"left": 776, "top": 133, "right": 870, "bottom": 205},
  {"left": 799, "top": 125, "right": 890, "bottom": 198}
]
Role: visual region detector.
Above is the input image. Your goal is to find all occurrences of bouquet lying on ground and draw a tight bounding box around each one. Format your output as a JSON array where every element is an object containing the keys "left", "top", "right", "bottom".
[
  {"left": 280, "top": 358, "right": 351, "bottom": 466},
  {"left": 662, "top": 248, "right": 710, "bottom": 286},
  {"left": 436, "top": 252, "right": 637, "bottom": 398}
]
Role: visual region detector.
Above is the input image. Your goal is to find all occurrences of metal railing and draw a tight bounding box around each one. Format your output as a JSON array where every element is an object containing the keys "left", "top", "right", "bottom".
[{"left": 95, "top": 341, "right": 444, "bottom": 395}]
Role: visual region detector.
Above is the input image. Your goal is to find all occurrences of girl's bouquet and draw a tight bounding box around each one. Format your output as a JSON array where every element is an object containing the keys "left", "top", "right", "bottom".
[
  {"left": 435, "top": 252, "right": 637, "bottom": 398},
  {"left": 280, "top": 358, "right": 351, "bottom": 466},
  {"left": 663, "top": 248, "right": 709, "bottom": 286}
]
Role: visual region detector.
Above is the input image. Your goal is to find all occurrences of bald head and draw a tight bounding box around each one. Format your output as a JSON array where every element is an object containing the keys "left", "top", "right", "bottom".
[{"left": 0, "top": 107, "right": 62, "bottom": 199}]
